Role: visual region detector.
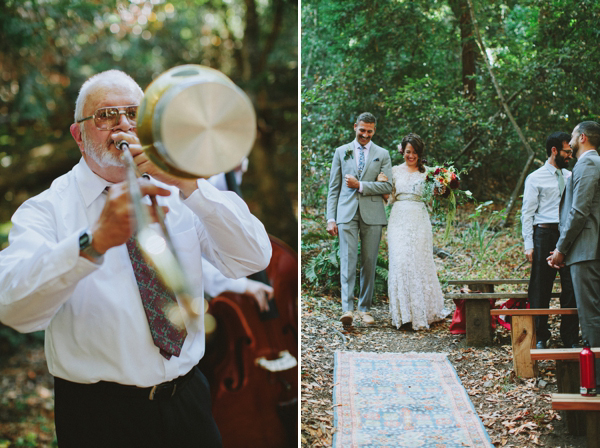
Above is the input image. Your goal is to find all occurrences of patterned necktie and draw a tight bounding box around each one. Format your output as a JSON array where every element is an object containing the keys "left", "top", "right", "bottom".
[
  {"left": 556, "top": 169, "right": 565, "bottom": 196},
  {"left": 126, "top": 237, "right": 187, "bottom": 359},
  {"left": 358, "top": 145, "right": 366, "bottom": 178}
]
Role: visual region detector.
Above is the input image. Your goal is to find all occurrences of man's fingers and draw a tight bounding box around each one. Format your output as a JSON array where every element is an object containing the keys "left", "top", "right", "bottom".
[{"left": 138, "top": 179, "right": 172, "bottom": 197}]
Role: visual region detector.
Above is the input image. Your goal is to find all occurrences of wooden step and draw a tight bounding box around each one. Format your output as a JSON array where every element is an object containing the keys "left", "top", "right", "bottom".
[
  {"left": 552, "top": 393, "right": 600, "bottom": 411},
  {"left": 531, "top": 348, "right": 600, "bottom": 361},
  {"left": 490, "top": 308, "right": 578, "bottom": 316}
]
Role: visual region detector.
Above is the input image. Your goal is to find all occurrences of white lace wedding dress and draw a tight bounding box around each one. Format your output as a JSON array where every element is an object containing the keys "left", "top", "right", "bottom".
[{"left": 387, "top": 164, "right": 450, "bottom": 330}]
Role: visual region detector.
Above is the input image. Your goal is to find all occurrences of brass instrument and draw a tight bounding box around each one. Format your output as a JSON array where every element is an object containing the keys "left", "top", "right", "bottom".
[{"left": 121, "top": 65, "right": 257, "bottom": 329}]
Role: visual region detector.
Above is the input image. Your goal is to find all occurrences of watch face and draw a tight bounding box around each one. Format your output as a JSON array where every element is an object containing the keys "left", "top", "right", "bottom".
[{"left": 79, "top": 231, "right": 91, "bottom": 249}]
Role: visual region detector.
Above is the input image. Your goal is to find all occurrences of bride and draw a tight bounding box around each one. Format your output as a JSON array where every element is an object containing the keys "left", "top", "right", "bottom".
[{"left": 381, "top": 133, "right": 449, "bottom": 330}]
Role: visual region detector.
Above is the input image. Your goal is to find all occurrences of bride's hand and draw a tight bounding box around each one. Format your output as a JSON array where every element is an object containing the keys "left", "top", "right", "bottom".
[{"left": 377, "top": 172, "right": 388, "bottom": 182}]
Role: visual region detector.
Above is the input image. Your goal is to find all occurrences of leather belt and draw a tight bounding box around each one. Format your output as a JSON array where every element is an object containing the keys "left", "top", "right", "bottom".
[
  {"left": 536, "top": 223, "right": 559, "bottom": 230},
  {"left": 55, "top": 367, "right": 195, "bottom": 401}
]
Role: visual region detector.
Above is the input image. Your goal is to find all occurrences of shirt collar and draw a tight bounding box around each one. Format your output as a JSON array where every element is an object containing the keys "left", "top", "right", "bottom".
[
  {"left": 544, "top": 160, "right": 558, "bottom": 175},
  {"left": 74, "top": 158, "right": 114, "bottom": 207},
  {"left": 354, "top": 139, "right": 372, "bottom": 151},
  {"left": 578, "top": 149, "right": 598, "bottom": 162}
]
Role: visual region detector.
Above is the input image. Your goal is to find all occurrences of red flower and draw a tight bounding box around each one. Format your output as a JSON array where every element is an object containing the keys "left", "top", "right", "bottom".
[
  {"left": 449, "top": 173, "right": 460, "bottom": 190},
  {"left": 434, "top": 168, "right": 441, "bottom": 175}
]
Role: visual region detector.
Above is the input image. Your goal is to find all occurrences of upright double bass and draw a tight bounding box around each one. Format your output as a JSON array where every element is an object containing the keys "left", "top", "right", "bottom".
[{"left": 199, "top": 172, "right": 298, "bottom": 448}]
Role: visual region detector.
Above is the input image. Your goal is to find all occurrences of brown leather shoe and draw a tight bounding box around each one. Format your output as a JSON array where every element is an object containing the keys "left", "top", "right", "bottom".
[
  {"left": 358, "top": 311, "right": 375, "bottom": 325},
  {"left": 340, "top": 311, "right": 353, "bottom": 326}
]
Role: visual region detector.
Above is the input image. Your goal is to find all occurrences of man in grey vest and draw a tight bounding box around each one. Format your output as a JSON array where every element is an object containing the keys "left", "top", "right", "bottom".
[
  {"left": 549, "top": 121, "right": 600, "bottom": 382},
  {"left": 326, "top": 112, "right": 392, "bottom": 326}
]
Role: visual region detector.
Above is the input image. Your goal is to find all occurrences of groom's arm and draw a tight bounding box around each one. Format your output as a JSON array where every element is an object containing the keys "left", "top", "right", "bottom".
[
  {"left": 556, "top": 159, "right": 599, "bottom": 255},
  {"left": 326, "top": 148, "right": 342, "bottom": 222},
  {"left": 360, "top": 151, "right": 393, "bottom": 196}
]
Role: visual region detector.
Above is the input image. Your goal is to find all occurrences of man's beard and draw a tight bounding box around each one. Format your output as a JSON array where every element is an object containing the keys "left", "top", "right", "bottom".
[
  {"left": 82, "top": 129, "right": 123, "bottom": 168},
  {"left": 556, "top": 154, "right": 569, "bottom": 169}
]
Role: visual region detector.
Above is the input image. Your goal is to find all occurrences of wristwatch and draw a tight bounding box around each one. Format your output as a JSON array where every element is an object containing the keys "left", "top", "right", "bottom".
[{"left": 79, "top": 229, "right": 103, "bottom": 261}]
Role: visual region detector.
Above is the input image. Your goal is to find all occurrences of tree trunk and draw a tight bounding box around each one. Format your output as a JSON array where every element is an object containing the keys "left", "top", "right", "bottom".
[
  {"left": 449, "top": 0, "right": 477, "bottom": 102},
  {"left": 466, "top": 0, "right": 535, "bottom": 227}
]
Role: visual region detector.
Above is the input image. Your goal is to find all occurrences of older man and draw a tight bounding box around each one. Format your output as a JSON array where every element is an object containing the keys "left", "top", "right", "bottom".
[{"left": 0, "top": 70, "right": 271, "bottom": 448}]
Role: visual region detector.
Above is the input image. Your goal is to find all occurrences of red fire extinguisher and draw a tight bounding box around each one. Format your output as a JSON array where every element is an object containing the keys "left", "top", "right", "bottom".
[{"left": 580, "top": 340, "right": 597, "bottom": 397}]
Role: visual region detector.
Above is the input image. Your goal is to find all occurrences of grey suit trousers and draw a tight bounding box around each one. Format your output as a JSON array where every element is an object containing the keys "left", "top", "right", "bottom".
[
  {"left": 570, "top": 260, "right": 600, "bottom": 383},
  {"left": 338, "top": 209, "right": 382, "bottom": 312}
]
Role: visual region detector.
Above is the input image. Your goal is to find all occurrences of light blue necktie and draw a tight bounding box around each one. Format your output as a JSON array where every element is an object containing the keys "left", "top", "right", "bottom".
[
  {"left": 358, "top": 145, "right": 366, "bottom": 178},
  {"left": 556, "top": 169, "right": 565, "bottom": 196}
]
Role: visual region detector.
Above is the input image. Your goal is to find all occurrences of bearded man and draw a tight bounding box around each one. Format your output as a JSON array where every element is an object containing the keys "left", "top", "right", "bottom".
[{"left": 521, "top": 131, "right": 579, "bottom": 349}]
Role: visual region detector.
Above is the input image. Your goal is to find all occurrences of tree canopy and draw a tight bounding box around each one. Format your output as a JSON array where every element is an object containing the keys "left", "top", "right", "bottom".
[
  {"left": 0, "top": 0, "right": 298, "bottom": 248},
  {"left": 301, "top": 0, "right": 599, "bottom": 210}
]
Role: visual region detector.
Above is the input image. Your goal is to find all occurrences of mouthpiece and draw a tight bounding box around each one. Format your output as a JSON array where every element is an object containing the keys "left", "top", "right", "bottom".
[{"left": 116, "top": 140, "right": 129, "bottom": 151}]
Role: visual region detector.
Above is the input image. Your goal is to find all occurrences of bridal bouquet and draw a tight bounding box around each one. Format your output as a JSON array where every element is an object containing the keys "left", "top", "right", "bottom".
[{"left": 424, "top": 163, "right": 468, "bottom": 241}]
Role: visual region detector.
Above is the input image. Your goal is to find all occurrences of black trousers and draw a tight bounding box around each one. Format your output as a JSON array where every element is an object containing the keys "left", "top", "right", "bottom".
[
  {"left": 54, "top": 366, "right": 222, "bottom": 448},
  {"left": 528, "top": 226, "right": 579, "bottom": 345}
]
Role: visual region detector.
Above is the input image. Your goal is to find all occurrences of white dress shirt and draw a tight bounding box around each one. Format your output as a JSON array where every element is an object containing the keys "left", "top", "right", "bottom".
[
  {"left": 202, "top": 257, "right": 247, "bottom": 297},
  {"left": 521, "top": 160, "right": 571, "bottom": 251},
  {"left": 0, "top": 158, "right": 271, "bottom": 386},
  {"left": 354, "top": 139, "right": 371, "bottom": 193}
]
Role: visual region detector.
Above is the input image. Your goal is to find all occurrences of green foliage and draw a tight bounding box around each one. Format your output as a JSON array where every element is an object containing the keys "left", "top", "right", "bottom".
[
  {"left": 302, "top": 238, "right": 389, "bottom": 299},
  {"left": 302, "top": 0, "right": 600, "bottom": 213}
]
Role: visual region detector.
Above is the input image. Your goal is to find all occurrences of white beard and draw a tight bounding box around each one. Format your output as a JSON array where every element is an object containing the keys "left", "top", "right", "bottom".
[{"left": 82, "top": 131, "right": 123, "bottom": 168}]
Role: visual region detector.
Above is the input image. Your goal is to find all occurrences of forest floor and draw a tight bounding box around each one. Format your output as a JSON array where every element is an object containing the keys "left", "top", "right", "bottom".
[
  {"left": 301, "top": 205, "right": 588, "bottom": 448},
  {"left": 0, "top": 343, "right": 56, "bottom": 448}
]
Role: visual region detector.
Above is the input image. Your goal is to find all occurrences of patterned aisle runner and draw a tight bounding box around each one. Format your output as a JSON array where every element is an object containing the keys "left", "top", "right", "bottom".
[{"left": 333, "top": 351, "right": 492, "bottom": 447}]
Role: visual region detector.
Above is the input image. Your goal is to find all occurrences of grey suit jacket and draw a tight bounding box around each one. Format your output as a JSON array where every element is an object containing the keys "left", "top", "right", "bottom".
[
  {"left": 326, "top": 141, "right": 393, "bottom": 225},
  {"left": 557, "top": 150, "right": 600, "bottom": 265}
]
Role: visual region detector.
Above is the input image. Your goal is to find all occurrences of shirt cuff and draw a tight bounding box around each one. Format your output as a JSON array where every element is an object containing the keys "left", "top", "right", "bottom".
[{"left": 358, "top": 182, "right": 363, "bottom": 193}]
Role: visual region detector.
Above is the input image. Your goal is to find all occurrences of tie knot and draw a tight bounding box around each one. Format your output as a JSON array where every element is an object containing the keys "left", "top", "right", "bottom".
[{"left": 556, "top": 169, "right": 563, "bottom": 178}]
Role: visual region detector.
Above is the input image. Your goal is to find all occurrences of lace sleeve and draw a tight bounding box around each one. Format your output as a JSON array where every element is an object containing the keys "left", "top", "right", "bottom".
[{"left": 386, "top": 166, "right": 397, "bottom": 206}]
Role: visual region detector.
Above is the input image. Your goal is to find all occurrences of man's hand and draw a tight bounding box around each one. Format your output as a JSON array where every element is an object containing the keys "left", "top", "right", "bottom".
[
  {"left": 547, "top": 248, "right": 565, "bottom": 269},
  {"left": 112, "top": 131, "right": 199, "bottom": 198},
  {"left": 245, "top": 279, "right": 274, "bottom": 312},
  {"left": 525, "top": 249, "right": 534, "bottom": 263},
  {"left": 327, "top": 221, "right": 338, "bottom": 236},
  {"left": 377, "top": 172, "right": 390, "bottom": 201},
  {"left": 345, "top": 174, "right": 360, "bottom": 189},
  {"left": 91, "top": 179, "right": 171, "bottom": 254}
]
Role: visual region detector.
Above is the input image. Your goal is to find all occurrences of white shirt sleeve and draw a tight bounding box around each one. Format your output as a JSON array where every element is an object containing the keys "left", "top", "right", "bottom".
[
  {"left": 0, "top": 200, "right": 99, "bottom": 332},
  {"left": 182, "top": 179, "right": 272, "bottom": 278},
  {"left": 521, "top": 175, "right": 539, "bottom": 251},
  {"left": 202, "top": 257, "right": 248, "bottom": 297}
]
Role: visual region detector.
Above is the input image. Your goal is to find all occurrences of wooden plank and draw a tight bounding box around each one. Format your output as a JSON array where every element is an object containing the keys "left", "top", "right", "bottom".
[
  {"left": 490, "top": 308, "right": 578, "bottom": 316},
  {"left": 446, "top": 279, "right": 560, "bottom": 285},
  {"left": 531, "top": 348, "right": 600, "bottom": 361},
  {"left": 557, "top": 361, "right": 587, "bottom": 435},
  {"left": 465, "top": 299, "right": 492, "bottom": 346},
  {"left": 445, "top": 293, "right": 561, "bottom": 300},
  {"left": 511, "top": 315, "right": 537, "bottom": 377},
  {"left": 552, "top": 394, "right": 600, "bottom": 411}
]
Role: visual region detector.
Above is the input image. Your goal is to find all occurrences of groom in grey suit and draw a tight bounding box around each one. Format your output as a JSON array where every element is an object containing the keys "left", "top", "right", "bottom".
[
  {"left": 549, "top": 121, "right": 600, "bottom": 382},
  {"left": 326, "top": 112, "right": 392, "bottom": 326}
]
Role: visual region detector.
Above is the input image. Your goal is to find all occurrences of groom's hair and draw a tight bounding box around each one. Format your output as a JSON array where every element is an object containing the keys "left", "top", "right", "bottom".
[
  {"left": 577, "top": 121, "right": 600, "bottom": 148},
  {"left": 356, "top": 112, "right": 377, "bottom": 125},
  {"left": 546, "top": 131, "right": 571, "bottom": 157}
]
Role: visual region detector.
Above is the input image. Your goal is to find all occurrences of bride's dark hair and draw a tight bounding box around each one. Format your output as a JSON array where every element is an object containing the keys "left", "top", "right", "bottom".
[{"left": 399, "top": 133, "right": 426, "bottom": 173}]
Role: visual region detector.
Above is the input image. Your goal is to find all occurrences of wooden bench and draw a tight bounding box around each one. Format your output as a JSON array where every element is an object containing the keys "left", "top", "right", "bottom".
[
  {"left": 552, "top": 393, "right": 600, "bottom": 446},
  {"left": 445, "top": 279, "right": 560, "bottom": 346},
  {"left": 532, "top": 348, "right": 600, "bottom": 436},
  {"left": 488, "top": 308, "right": 578, "bottom": 378}
]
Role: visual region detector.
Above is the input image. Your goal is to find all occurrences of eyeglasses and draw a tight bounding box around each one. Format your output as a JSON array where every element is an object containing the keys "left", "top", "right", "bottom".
[
  {"left": 560, "top": 148, "right": 573, "bottom": 156},
  {"left": 77, "top": 105, "right": 138, "bottom": 130}
]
